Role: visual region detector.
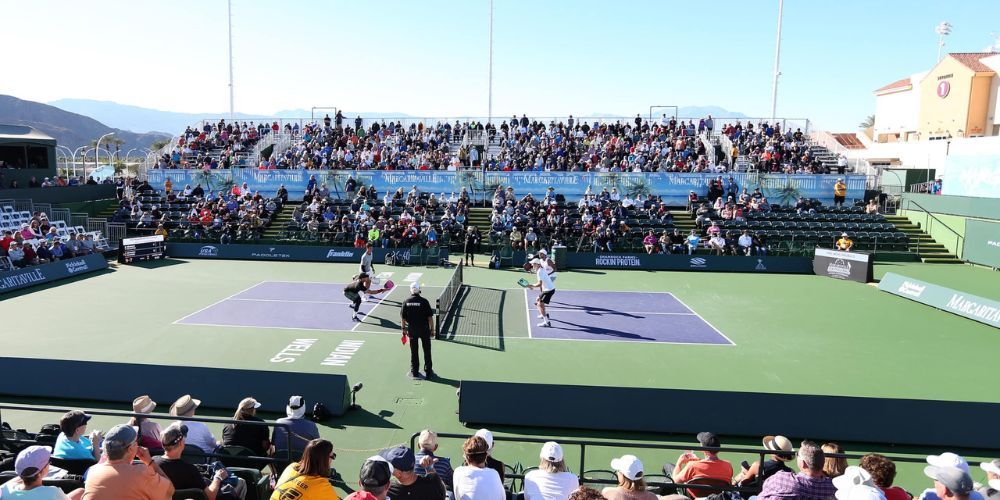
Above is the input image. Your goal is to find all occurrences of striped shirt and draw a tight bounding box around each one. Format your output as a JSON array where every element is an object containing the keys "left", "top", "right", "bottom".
[{"left": 758, "top": 471, "right": 836, "bottom": 500}]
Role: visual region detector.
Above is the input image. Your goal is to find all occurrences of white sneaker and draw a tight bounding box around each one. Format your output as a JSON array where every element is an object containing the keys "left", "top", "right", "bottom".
[
  {"left": 537, "top": 314, "right": 544, "bottom": 319},
  {"left": 537, "top": 321, "right": 550, "bottom": 327},
  {"left": 361, "top": 295, "right": 369, "bottom": 303}
]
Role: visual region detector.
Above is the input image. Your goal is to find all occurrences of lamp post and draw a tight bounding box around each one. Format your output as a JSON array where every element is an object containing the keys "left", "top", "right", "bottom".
[
  {"left": 56, "top": 145, "right": 74, "bottom": 176},
  {"left": 94, "top": 132, "right": 115, "bottom": 180},
  {"left": 769, "top": 0, "right": 784, "bottom": 122},
  {"left": 936, "top": 22, "right": 952, "bottom": 62}
]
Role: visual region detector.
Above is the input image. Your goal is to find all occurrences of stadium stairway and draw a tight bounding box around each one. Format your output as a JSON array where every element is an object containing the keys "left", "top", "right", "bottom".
[
  {"left": 670, "top": 209, "right": 698, "bottom": 233},
  {"left": 466, "top": 207, "right": 493, "bottom": 234},
  {"left": 260, "top": 204, "right": 291, "bottom": 240},
  {"left": 885, "top": 215, "right": 963, "bottom": 264}
]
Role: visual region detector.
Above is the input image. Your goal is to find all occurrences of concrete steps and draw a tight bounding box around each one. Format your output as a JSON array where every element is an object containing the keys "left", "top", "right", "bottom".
[{"left": 885, "top": 215, "right": 963, "bottom": 263}]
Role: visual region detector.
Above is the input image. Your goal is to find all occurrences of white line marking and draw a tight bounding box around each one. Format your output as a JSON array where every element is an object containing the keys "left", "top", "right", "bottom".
[
  {"left": 173, "top": 281, "right": 267, "bottom": 324},
  {"left": 230, "top": 298, "right": 354, "bottom": 305},
  {"left": 404, "top": 272, "right": 423, "bottom": 283},
  {"left": 665, "top": 292, "right": 737, "bottom": 346},
  {"left": 542, "top": 309, "right": 696, "bottom": 316},
  {"left": 523, "top": 287, "right": 533, "bottom": 339},
  {"left": 352, "top": 286, "right": 394, "bottom": 331}
]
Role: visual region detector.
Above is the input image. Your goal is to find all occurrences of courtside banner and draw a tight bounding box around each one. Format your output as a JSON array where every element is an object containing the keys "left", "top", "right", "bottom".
[
  {"left": 0, "top": 254, "right": 108, "bottom": 295},
  {"left": 813, "top": 248, "right": 873, "bottom": 283},
  {"left": 963, "top": 219, "right": 1000, "bottom": 268},
  {"left": 564, "top": 252, "right": 813, "bottom": 274},
  {"left": 878, "top": 273, "right": 1000, "bottom": 329},
  {"left": 166, "top": 243, "right": 447, "bottom": 263}
]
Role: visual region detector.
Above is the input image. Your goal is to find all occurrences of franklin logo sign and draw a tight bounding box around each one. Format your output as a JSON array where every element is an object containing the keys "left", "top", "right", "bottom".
[
  {"left": 594, "top": 255, "right": 641, "bottom": 267},
  {"left": 689, "top": 257, "right": 707, "bottom": 269},
  {"left": 199, "top": 246, "right": 219, "bottom": 257},
  {"left": 326, "top": 250, "right": 355, "bottom": 259},
  {"left": 897, "top": 281, "right": 926, "bottom": 298}
]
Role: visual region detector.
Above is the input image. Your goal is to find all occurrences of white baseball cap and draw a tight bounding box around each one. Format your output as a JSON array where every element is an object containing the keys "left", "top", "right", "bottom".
[
  {"left": 409, "top": 282, "right": 421, "bottom": 293},
  {"left": 474, "top": 429, "right": 494, "bottom": 450},
  {"left": 981, "top": 459, "right": 1000, "bottom": 476},
  {"left": 927, "top": 452, "right": 969, "bottom": 473},
  {"left": 833, "top": 466, "right": 875, "bottom": 499},
  {"left": 539, "top": 441, "right": 563, "bottom": 462},
  {"left": 610, "top": 454, "right": 644, "bottom": 481}
]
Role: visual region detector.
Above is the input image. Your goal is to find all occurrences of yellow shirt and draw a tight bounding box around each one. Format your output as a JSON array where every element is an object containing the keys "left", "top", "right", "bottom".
[
  {"left": 271, "top": 463, "right": 340, "bottom": 500},
  {"left": 834, "top": 182, "right": 846, "bottom": 197},
  {"left": 837, "top": 237, "right": 853, "bottom": 250}
]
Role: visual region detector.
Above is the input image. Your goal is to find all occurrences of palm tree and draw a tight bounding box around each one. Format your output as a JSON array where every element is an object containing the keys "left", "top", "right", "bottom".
[{"left": 859, "top": 115, "right": 875, "bottom": 129}]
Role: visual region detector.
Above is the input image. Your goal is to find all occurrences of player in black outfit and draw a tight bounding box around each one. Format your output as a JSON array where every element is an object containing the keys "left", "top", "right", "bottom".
[
  {"left": 400, "top": 282, "right": 435, "bottom": 379},
  {"left": 343, "top": 273, "right": 388, "bottom": 322},
  {"left": 464, "top": 226, "right": 481, "bottom": 267}
]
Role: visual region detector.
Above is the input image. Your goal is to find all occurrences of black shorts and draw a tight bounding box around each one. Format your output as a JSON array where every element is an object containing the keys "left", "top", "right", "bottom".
[
  {"left": 834, "top": 195, "right": 845, "bottom": 204},
  {"left": 538, "top": 290, "right": 555, "bottom": 304}
]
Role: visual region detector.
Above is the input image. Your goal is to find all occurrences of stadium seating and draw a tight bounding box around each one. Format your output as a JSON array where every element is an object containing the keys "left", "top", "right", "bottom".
[{"left": 0, "top": 203, "right": 111, "bottom": 271}]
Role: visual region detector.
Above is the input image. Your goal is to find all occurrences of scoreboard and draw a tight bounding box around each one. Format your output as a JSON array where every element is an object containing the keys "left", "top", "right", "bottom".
[{"left": 118, "top": 235, "right": 166, "bottom": 264}]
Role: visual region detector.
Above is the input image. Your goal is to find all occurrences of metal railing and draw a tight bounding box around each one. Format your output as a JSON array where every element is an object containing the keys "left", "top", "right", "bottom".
[
  {"left": 409, "top": 432, "right": 956, "bottom": 495},
  {"left": 0, "top": 402, "right": 294, "bottom": 465},
  {"left": 900, "top": 197, "right": 965, "bottom": 258}
]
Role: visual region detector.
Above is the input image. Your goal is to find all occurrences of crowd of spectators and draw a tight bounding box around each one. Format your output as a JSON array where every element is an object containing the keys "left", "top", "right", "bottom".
[
  {"left": 151, "top": 113, "right": 841, "bottom": 175},
  {"left": 1, "top": 174, "right": 110, "bottom": 190},
  {"left": 113, "top": 178, "right": 281, "bottom": 242},
  {"left": 5, "top": 407, "right": 998, "bottom": 500},
  {"left": 0, "top": 211, "right": 99, "bottom": 271}
]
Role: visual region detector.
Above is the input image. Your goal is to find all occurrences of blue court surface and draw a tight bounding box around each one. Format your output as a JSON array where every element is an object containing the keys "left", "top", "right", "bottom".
[
  {"left": 523, "top": 289, "right": 733, "bottom": 345},
  {"left": 175, "top": 281, "right": 387, "bottom": 332}
]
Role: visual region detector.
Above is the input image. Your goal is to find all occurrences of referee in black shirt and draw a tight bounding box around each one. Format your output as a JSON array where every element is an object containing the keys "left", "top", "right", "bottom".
[{"left": 400, "top": 282, "right": 435, "bottom": 379}]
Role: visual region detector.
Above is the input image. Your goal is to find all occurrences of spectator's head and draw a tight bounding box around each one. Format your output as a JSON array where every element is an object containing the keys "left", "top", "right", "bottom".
[
  {"left": 169, "top": 394, "right": 201, "bottom": 417},
  {"left": 132, "top": 394, "right": 156, "bottom": 415},
  {"left": 234, "top": 396, "right": 261, "bottom": 419},
  {"left": 860, "top": 454, "right": 897, "bottom": 488},
  {"left": 697, "top": 432, "right": 721, "bottom": 457},
  {"left": 823, "top": 443, "right": 848, "bottom": 477},
  {"left": 797, "top": 441, "right": 826, "bottom": 475},
  {"left": 462, "top": 436, "right": 490, "bottom": 467},
  {"left": 610, "top": 454, "right": 646, "bottom": 492},
  {"left": 380, "top": 445, "right": 416, "bottom": 481},
  {"left": 296, "top": 438, "right": 335, "bottom": 478},
  {"left": 925, "top": 465, "right": 974, "bottom": 499},
  {"left": 59, "top": 410, "right": 91, "bottom": 438},
  {"left": 417, "top": 429, "right": 439, "bottom": 453},
  {"left": 162, "top": 422, "right": 188, "bottom": 456},
  {"left": 539, "top": 441, "right": 566, "bottom": 473},
  {"left": 568, "top": 486, "right": 604, "bottom": 500},
  {"left": 982, "top": 460, "right": 1000, "bottom": 487},
  {"left": 15, "top": 445, "right": 52, "bottom": 487},
  {"left": 927, "top": 452, "right": 969, "bottom": 473},
  {"left": 103, "top": 424, "right": 138, "bottom": 462},
  {"left": 285, "top": 395, "right": 308, "bottom": 419},
  {"left": 833, "top": 466, "right": 876, "bottom": 498},
  {"left": 762, "top": 435, "right": 794, "bottom": 461},
  {"left": 358, "top": 455, "right": 393, "bottom": 499}
]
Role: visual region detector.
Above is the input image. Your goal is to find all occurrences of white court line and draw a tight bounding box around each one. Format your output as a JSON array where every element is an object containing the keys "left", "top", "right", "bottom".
[
  {"left": 543, "top": 308, "right": 696, "bottom": 316},
  {"left": 173, "top": 281, "right": 267, "bottom": 324},
  {"left": 230, "top": 298, "right": 354, "bottom": 305},
  {"left": 664, "top": 292, "right": 736, "bottom": 346},
  {"left": 257, "top": 280, "right": 448, "bottom": 290},
  {"left": 523, "top": 287, "right": 533, "bottom": 338},
  {"left": 352, "top": 286, "right": 395, "bottom": 331}
]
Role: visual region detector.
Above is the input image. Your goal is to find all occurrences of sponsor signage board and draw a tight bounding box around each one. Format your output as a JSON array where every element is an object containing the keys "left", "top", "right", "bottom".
[
  {"left": 963, "top": 219, "right": 1000, "bottom": 268},
  {"left": 564, "top": 253, "right": 813, "bottom": 274},
  {"left": 0, "top": 254, "right": 109, "bottom": 295},
  {"left": 167, "top": 243, "right": 447, "bottom": 263},
  {"left": 879, "top": 272, "right": 1000, "bottom": 329},
  {"left": 813, "top": 248, "right": 873, "bottom": 283}
]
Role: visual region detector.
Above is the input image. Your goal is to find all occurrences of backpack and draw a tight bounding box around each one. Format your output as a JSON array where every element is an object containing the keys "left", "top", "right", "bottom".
[
  {"left": 489, "top": 253, "right": 500, "bottom": 269},
  {"left": 311, "top": 402, "right": 333, "bottom": 422},
  {"left": 384, "top": 251, "right": 395, "bottom": 265}
]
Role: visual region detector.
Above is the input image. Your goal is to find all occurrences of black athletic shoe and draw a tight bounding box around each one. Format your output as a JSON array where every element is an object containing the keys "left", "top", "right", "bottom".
[
  {"left": 424, "top": 370, "right": 437, "bottom": 379},
  {"left": 408, "top": 371, "right": 424, "bottom": 380}
]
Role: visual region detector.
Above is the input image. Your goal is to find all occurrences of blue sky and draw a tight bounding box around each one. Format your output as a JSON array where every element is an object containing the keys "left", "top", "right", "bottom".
[{"left": 3, "top": 0, "right": 999, "bottom": 130}]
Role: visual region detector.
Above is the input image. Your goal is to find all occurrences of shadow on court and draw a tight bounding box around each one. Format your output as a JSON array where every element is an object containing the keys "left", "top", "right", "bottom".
[{"left": 437, "top": 286, "right": 505, "bottom": 351}]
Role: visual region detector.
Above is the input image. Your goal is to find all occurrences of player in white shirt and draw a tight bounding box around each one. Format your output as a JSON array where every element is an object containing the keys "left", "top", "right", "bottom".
[
  {"left": 529, "top": 259, "right": 556, "bottom": 327},
  {"left": 359, "top": 243, "right": 376, "bottom": 301}
]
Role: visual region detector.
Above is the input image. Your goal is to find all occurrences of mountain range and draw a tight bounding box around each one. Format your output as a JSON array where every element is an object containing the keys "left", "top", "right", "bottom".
[{"left": 0, "top": 95, "right": 171, "bottom": 151}]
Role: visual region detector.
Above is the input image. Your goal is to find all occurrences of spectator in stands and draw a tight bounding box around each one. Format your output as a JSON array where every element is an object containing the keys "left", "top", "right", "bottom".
[
  {"left": 153, "top": 423, "right": 238, "bottom": 500},
  {"left": 831, "top": 466, "right": 880, "bottom": 497},
  {"left": 570, "top": 487, "right": 605, "bottom": 500},
  {"left": 859, "top": 454, "right": 910, "bottom": 500},
  {"left": 922, "top": 464, "right": 976, "bottom": 500},
  {"left": 272, "top": 438, "right": 339, "bottom": 499},
  {"left": 603, "top": 455, "right": 658, "bottom": 500},
  {"left": 83, "top": 424, "right": 174, "bottom": 499},
  {"left": 129, "top": 395, "right": 163, "bottom": 452},
  {"left": 346, "top": 456, "right": 393, "bottom": 500},
  {"left": 708, "top": 233, "right": 726, "bottom": 255},
  {"left": 222, "top": 397, "right": 270, "bottom": 456},
  {"left": 734, "top": 435, "right": 794, "bottom": 489},
  {"left": 0, "top": 445, "right": 84, "bottom": 498},
  {"left": 169, "top": 395, "right": 218, "bottom": 453},
  {"left": 523, "top": 441, "right": 579, "bottom": 500},
  {"left": 415, "top": 429, "right": 454, "bottom": 489},
  {"left": 379, "top": 445, "right": 446, "bottom": 499},
  {"left": 758, "top": 440, "right": 836, "bottom": 499},
  {"left": 34, "top": 241, "right": 53, "bottom": 264},
  {"left": 472, "top": 429, "right": 506, "bottom": 482},
  {"left": 978, "top": 460, "right": 1000, "bottom": 500},
  {"left": 53, "top": 410, "right": 102, "bottom": 462},
  {"left": 823, "top": 443, "right": 848, "bottom": 478},
  {"left": 686, "top": 230, "right": 701, "bottom": 255},
  {"left": 866, "top": 199, "right": 879, "bottom": 215},
  {"left": 668, "top": 432, "right": 734, "bottom": 488},
  {"left": 836, "top": 233, "right": 854, "bottom": 251},
  {"left": 6, "top": 242, "right": 27, "bottom": 268},
  {"left": 272, "top": 395, "right": 320, "bottom": 460},
  {"left": 833, "top": 178, "right": 847, "bottom": 207},
  {"left": 453, "top": 436, "right": 504, "bottom": 500},
  {"left": 643, "top": 231, "right": 657, "bottom": 254}
]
